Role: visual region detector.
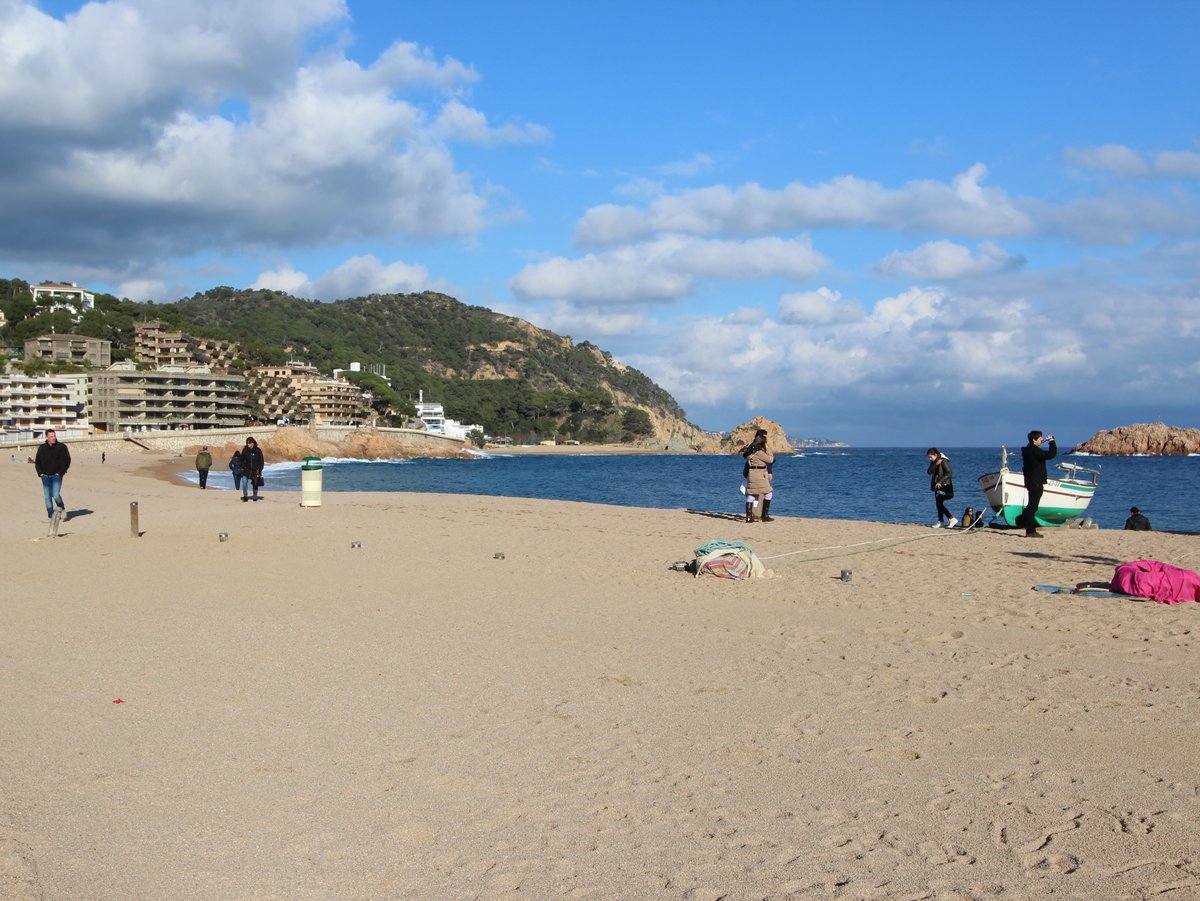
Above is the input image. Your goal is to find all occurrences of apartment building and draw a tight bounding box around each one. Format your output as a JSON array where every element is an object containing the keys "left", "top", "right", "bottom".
[
  {"left": 89, "top": 363, "right": 247, "bottom": 431},
  {"left": 134, "top": 320, "right": 240, "bottom": 370},
  {"left": 0, "top": 373, "right": 90, "bottom": 434},
  {"left": 24, "top": 333, "right": 112, "bottom": 368},
  {"left": 247, "top": 363, "right": 367, "bottom": 425},
  {"left": 133, "top": 321, "right": 193, "bottom": 367}
]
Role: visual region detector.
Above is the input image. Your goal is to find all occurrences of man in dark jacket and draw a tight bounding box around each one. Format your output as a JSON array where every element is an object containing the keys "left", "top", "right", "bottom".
[
  {"left": 1124, "top": 507, "right": 1152, "bottom": 531},
  {"left": 1018, "top": 430, "right": 1055, "bottom": 537},
  {"left": 32, "top": 429, "right": 71, "bottom": 521}
]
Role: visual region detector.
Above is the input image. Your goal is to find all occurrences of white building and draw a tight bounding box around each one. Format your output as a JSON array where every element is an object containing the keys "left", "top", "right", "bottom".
[
  {"left": 0, "top": 373, "right": 90, "bottom": 439},
  {"left": 31, "top": 282, "right": 96, "bottom": 314},
  {"left": 414, "top": 390, "right": 482, "bottom": 441}
]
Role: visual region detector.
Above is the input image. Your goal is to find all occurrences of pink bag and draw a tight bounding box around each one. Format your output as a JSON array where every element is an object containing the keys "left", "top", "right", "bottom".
[{"left": 1111, "top": 560, "right": 1200, "bottom": 604}]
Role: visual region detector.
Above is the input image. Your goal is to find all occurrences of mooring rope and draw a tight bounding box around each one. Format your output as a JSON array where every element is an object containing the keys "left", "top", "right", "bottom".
[{"left": 756, "top": 516, "right": 987, "bottom": 562}]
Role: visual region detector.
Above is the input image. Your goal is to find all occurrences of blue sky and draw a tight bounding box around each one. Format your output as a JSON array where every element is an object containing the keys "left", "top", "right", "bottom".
[{"left": 3, "top": 1, "right": 1198, "bottom": 445}]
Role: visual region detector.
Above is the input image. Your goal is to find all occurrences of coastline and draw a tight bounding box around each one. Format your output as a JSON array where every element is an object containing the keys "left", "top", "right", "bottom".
[
  {"left": 486, "top": 442, "right": 684, "bottom": 455},
  {"left": 4, "top": 450, "right": 1199, "bottom": 898}
]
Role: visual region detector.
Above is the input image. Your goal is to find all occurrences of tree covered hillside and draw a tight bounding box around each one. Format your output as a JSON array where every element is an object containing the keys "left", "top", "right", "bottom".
[{"left": 1, "top": 279, "right": 697, "bottom": 442}]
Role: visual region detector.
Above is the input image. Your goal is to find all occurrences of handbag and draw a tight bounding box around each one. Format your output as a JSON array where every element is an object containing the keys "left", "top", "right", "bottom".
[{"left": 254, "top": 475, "right": 265, "bottom": 488}]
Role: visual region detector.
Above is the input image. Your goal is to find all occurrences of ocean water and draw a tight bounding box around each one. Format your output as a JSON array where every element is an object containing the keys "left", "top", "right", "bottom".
[{"left": 194, "top": 447, "right": 1200, "bottom": 533}]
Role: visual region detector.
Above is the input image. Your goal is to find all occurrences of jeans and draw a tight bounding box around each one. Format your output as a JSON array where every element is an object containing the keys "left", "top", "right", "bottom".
[
  {"left": 41, "top": 473, "right": 64, "bottom": 518},
  {"left": 242, "top": 476, "right": 259, "bottom": 500}
]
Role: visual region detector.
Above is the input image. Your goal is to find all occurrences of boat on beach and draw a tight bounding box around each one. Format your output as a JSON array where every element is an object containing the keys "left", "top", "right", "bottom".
[{"left": 978, "top": 447, "right": 1100, "bottom": 527}]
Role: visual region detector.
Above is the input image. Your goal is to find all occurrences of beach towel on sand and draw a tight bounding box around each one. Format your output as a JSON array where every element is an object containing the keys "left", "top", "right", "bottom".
[{"left": 1111, "top": 560, "right": 1200, "bottom": 605}]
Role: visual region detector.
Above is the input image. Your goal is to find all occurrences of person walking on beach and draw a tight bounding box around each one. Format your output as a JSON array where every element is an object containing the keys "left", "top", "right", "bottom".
[
  {"left": 740, "top": 428, "right": 775, "bottom": 522},
  {"left": 195, "top": 446, "right": 213, "bottom": 489},
  {"left": 229, "top": 447, "right": 245, "bottom": 493},
  {"left": 1017, "top": 430, "right": 1056, "bottom": 538},
  {"left": 31, "top": 429, "right": 71, "bottom": 523},
  {"left": 240, "top": 436, "right": 265, "bottom": 502},
  {"left": 926, "top": 448, "right": 956, "bottom": 528},
  {"left": 1124, "top": 506, "right": 1152, "bottom": 531}
]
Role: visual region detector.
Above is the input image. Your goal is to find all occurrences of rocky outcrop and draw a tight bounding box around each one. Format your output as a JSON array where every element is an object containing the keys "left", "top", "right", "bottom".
[
  {"left": 1075, "top": 422, "right": 1200, "bottom": 456},
  {"left": 726, "top": 417, "right": 795, "bottom": 455}
]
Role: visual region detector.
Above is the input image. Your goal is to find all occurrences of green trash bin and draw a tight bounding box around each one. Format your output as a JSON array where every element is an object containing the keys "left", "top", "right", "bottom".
[{"left": 300, "top": 455, "right": 323, "bottom": 507}]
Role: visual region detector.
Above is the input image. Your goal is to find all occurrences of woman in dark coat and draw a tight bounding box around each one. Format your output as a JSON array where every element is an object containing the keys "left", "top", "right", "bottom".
[
  {"left": 228, "top": 448, "right": 244, "bottom": 493},
  {"left": 240, "top": 436, "right": 265, "bottom": 502},
  {"left": 926, "top": 448, "right": 956, "bottom": 528}
]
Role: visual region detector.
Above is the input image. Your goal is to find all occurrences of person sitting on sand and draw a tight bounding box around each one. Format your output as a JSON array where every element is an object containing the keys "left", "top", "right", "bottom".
[
  {"left": 1124, "top": 506, "right": 1152, "bottom": 531},
  {"left": 960, "top": 506, "right": 981, "bottom": 529}
]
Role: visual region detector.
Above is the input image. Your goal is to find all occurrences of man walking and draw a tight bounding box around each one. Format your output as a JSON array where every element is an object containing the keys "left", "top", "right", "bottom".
[
  {"left": 1018, "top": 430, "right": 1056, "bottom": 538},
  {"left": 32, "top": 428, "right": 71, "bottom": 529},
  {"left": 195, "top": 446, "right": 213, "bottom": 489}
]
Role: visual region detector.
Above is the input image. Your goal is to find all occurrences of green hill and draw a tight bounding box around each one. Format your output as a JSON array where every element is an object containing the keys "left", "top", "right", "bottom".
[{"left": 1, "top": 279, "right": 701, "bottom": 444}]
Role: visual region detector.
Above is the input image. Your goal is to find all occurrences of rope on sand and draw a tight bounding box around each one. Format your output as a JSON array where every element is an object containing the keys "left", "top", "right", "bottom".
[{"left": 757, "top": 518, "right": 986, "bottom": 562}]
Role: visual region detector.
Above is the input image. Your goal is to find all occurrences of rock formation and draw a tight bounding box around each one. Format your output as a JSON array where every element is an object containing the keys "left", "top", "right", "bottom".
[
  {"left": 1075, "top": 422, "right": 1200, "bottom": 456},
  {"left": 725, "top": 417, "right": 796, "bottom": 455}
]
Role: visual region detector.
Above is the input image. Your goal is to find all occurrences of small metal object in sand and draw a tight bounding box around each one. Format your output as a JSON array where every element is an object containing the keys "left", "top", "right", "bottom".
[
  {"left": 218, "top": 531, "right": 228, "bottom": 542},
  {"left": 494, "top": 552, "right": 505, "bottom": 560},
  {"left": 840, "top": 569, "right": 852, "bottom": 582},
  {"left": 351, "top": 541, "right": 362, "bottom": 549}
]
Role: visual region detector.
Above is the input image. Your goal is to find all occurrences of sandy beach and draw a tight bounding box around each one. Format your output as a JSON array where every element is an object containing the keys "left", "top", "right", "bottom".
[{"left": 3, "top": 450, "right": 1199, "bottom": 899}]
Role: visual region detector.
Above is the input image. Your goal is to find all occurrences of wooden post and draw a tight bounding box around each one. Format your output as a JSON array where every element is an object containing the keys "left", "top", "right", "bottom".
[{"left": 130, "top": 501, "right": 139, "bottom": 538}]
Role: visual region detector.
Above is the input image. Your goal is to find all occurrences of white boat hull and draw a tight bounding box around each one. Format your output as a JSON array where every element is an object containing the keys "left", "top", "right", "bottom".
[{"left": 977, "top": 469, "right": 1096, "bottom": 527}]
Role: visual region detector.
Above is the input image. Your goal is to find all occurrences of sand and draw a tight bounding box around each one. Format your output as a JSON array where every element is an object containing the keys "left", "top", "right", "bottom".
[{"left": 3, "top": 450, "right": 1199, "bottom": 900}]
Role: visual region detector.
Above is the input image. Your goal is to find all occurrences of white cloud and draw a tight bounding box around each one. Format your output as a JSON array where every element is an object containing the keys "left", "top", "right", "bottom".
[
  {"left": 626, "top": 281, "right": 1126, "bottom": 424},
  {"left": 575, "top": 164, "right": 1033, "bottom": 246},
  {"left": 509, "top": 234, "right": 828, "bottom": 304},
  {"left": 116, "top": 278, "right": 168, "bottom": 303},
  {"left": 433, "top": 98, "right": 552, "bottom": 144},
  {"left": 875, "top": 240, "right": 1024, "bottom": 280},
  {"left": 501, "top": 301, "right": 648, "bottom": 339},
  {"left": 778, "top": 287, "right": 863, "bottom": 325},
  {"left": 1153, "top": 150, "right": 1200, "bottom": 177},
  {"left": 253, "top": 255, "right": 435, "bottom": 300},
  {"left": 0, "top": 0, "right": 524, "bottom": 273},
  {"left": 658, "top": 153, "right": 716, "bottom": 177},
  {"left": 1065, "top": 143, "right": 1200, "bottom": 178},
  {"left": 1063, "top": 144, "right": 1150, "bottom": 177}
]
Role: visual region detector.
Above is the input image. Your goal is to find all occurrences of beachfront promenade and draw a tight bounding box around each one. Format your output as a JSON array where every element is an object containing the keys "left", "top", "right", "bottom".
[{"left": 0, "top": 424, "right": 465, "bottom": 457}]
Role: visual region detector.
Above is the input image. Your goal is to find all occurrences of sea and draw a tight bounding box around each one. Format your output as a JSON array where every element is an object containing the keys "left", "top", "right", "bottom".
[{"left": 192, "top": 447, "right": 1199, "bottom": 533}]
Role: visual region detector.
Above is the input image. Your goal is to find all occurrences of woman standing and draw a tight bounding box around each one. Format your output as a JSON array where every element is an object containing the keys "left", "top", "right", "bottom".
[
  {"left": 240, "top": 436, "right": 265, "bottom": 502},
  {"left": 740, "top": 429, "right": 776, "bottom": 523},
  {"left": 926, "top": 448, "right": 957, "bottom": 528}
]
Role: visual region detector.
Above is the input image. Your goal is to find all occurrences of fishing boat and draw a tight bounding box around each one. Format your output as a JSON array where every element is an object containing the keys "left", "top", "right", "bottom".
[{"left": 977, "top": 447, "right": 1100, "bottom": 527}]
